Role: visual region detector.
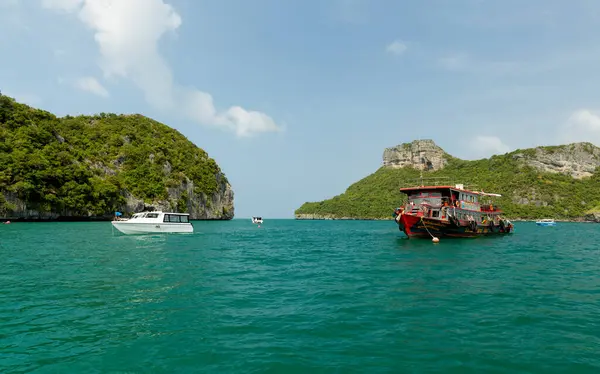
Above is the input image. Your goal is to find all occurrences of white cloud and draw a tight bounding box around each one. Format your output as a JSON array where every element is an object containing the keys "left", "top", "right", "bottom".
[
  {"left": 469, "top": 135, "right": 511, "bottom": 159},
  {"left": 74, "top": 76, "right": 109, "bottom": 97},
  {"left": 386, "top": 40, "right": 407, "bottom": 56},
  {"left": 562, "top": 109, "right": 600, "bottom": 145},
  {"left": 42, "top": 0, "right": 282, "bottom": 138}
]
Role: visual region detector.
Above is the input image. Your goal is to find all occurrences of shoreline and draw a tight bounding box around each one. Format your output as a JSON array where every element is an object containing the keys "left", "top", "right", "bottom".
[
  {"left": 295, "top": 215, "right": 599, "bottom": 223},
  {"left": 0, "top": 217, "right": 234, "bottom": 222}
]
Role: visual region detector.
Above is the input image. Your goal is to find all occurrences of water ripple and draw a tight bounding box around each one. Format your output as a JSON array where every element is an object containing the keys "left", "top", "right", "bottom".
[{"left": 1, "top": 220, "right": 600, "bottom": 373}]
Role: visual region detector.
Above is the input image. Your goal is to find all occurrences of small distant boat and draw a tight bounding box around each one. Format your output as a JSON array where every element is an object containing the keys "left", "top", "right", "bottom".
[
  {"left": 251, "top": 216, "right": 263, "bottom": 224},
  {"left": 535, "top": 219, "right": 556, "bottom": 227},
  {"left": 111, "top": 211, "right": 193, "bottom": 235}
]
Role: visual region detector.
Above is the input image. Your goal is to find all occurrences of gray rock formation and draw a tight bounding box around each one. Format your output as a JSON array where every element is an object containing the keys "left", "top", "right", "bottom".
[
  {"left": 382, "top": 139, "right": 448, "bottom": 171},
  {"left": 584, "top": 212, "right": 600, "bottom": 222},
  {"left": 512, "top": 142, "right": 600, "bottom": 179},
  {"left": 121, "top": 174, "right": 234, "bottom": 220},
  {"left": 1, "top": 177, "right": 234, "bottom": 220}
]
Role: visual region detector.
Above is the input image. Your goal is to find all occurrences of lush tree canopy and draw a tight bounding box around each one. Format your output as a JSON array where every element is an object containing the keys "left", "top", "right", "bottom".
[
  {"left": 295, "top": 150, "right": 600, "bottom": 220},
  {"left": 0, "top": 94, "right": 228, "bottom": 217}
]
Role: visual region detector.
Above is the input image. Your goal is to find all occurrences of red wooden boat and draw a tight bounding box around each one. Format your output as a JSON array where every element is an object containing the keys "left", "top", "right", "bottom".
[{"left": 392, "top": 182, "right": 514, "bottom": 238}]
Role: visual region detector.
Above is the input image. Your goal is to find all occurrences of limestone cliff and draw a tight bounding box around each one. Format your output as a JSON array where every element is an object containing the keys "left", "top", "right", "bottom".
[
  {"left": 0, "top": 94, "right": 234, "bottom": 221},
  {"left": 512, "top": 142, "right": 600, "bottom": 179},
  {"left": 382, "top": 139, "right": 448, "bottom": 171},
  {"left": 295, "top": 138, "right": 600, "bottom": 221}
]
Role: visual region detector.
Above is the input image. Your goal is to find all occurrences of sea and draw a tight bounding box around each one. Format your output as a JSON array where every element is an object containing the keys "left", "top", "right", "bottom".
[{"left": 1, "top": 219, "right": 599, "bottom": 373}]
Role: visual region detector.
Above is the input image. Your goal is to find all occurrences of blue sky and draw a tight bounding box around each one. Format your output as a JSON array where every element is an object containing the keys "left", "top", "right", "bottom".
[{"left": 2, "top": 0, "right": 600, "bottom": 218}]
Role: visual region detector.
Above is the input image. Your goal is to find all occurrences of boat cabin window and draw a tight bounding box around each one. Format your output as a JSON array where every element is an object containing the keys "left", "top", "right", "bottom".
[
  {"left": 409, "top": 192, "right": 442, "bottom": 206},
  {"left": 163, "top": 214, "right": 189, "bottom": 223},
  {"left": 457, "top": 192, "right": 478, "bottom": 203},
  {"left": 146, "top": 213, "right": 159, "bottom": 218}
]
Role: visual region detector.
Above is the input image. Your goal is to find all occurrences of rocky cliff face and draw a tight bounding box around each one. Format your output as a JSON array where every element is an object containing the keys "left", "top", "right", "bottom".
[
  {"left": 382, "top": 139, "right": 448, "bottom": 171},
  {"left": 1, "top": 177, "right": 234, "bottom": 221},
  {"left": 123, "top": 175, "right": 234, "bottom": 220},
  {"left": 383, "top": 140, "right": 600, "bottom": 179},
  {"left": 512, "top": 143, "right": 600, "bottom": 179},
  {"left": 584, "top": 212, "right": 600, "bottom": 222}
]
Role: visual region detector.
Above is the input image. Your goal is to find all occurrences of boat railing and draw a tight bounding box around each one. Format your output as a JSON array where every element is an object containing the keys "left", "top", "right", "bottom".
[{"left": 399, "top": 177, "right": 479, "bottom": 191}]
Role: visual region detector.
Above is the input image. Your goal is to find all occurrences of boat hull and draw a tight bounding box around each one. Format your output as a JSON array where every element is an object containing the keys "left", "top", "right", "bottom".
[
  {"left": 535, "top": 222, "right": 556, "bottom": 227},
  {"left": 396, "top": 213, "right": 513, "bottom": 238},
  {"left": 111, "top": 221, "right": 194, "bottom": 235}
]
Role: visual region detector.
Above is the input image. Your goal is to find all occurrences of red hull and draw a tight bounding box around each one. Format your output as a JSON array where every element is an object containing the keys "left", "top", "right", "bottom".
[{"left": 396, "top": 213, "right": 513, "bottom": 238}]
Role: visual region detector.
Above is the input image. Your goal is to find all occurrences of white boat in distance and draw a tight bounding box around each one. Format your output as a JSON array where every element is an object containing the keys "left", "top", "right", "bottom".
[
  {"left": 112, "top": 211, "right": 193, "bottom": 235},
  {"left": 535, "top": 218, "right": 556, "bottom": 227},
  {"left": 252, "top": 216, "right": 263, "bottom": 224}
]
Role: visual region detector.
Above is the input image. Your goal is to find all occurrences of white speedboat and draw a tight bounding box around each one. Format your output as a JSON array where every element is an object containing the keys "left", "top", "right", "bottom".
[
  {"left": 111, "top": 211, "right": 193, "bottom": 235},
  {"left": 251, "top": 216, "right": 263, "bottom": 224},
  {"left": 535, "top": 218, "right": 556, "bottom": 227}
]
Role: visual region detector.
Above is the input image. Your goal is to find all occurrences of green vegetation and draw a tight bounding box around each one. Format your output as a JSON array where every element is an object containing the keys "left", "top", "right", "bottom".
[
  {"left": 295, "top": 150, "right": 600, "bottom": 220},
  {"left": 0, "top": 94, "right": 229, "bottom": 217}
]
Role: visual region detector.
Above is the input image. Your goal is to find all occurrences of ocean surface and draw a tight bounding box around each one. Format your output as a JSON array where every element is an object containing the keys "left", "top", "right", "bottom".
[{"left": 1, "top": 219, "right": 600, "bottom": 373}]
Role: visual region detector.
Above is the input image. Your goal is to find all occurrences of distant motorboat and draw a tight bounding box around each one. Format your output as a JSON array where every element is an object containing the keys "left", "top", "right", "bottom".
[
  {"left": 535, "top": 219, "right": 556, "bottom": 227},
  {"left": 251, "top": 216, "right": 263, "bottom": 224},
  {"left": 112, "top": 211, "right": 193, "bottom": 235}
]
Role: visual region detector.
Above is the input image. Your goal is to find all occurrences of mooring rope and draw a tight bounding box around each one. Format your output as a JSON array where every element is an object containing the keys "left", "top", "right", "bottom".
[{"left": 420, "top": 216, "right": 435, "bottom": 239}]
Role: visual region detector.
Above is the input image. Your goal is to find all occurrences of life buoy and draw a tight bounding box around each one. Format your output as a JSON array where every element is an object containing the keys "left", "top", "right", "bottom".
[{"left": 455, "top": 200, "right": 460, "bottom": 207}]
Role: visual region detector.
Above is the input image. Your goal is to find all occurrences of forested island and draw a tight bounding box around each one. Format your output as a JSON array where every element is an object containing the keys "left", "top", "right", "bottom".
[
  {"left": 0, "top": 94, "right": 234, "bottom": 220},
  {"left": 295, "top": 139, "right": 600, "bottom": 222}
]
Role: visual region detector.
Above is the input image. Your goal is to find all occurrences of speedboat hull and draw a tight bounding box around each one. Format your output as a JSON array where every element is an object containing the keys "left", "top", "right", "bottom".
[
  {"left": 535, "top": 222, "right": 556, "bottom": 227},
  {"left": 397, "top": 213, "right": 513, "bottom": 238},
  {"left": 111, "top": 221, "right": 193, "bottom": 235}
]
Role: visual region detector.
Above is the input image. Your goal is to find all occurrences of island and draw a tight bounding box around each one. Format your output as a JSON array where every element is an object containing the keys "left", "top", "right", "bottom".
[
  {"left": 295, "top": 139, "right": 600, "bottom": 222},
  {"left": 0, "top": 94, "right": 234, "bottom": 221}
]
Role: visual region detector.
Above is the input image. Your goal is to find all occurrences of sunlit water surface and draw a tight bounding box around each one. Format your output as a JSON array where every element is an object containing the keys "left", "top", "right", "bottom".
[{"left": 1, "top": 220, "right": 599, "bottom": 373}]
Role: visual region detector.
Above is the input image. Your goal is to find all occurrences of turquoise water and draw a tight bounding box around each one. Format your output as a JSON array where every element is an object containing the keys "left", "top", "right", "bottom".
[{"left": 1, "top": 220, "right": 600, "bottom": 373}]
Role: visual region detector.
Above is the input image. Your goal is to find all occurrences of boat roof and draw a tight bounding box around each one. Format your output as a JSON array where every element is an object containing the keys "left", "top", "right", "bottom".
[
  {"left": 399, "top": 185, "right": 502, "bottom": 197},
  {"left": 133, "top": 211, "right": 190, "bottom": 215}
]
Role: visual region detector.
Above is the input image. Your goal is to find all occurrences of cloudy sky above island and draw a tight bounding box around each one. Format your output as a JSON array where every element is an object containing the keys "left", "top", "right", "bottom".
[{"left": 2, "top": 0, "right": 600, "bottom": 217}]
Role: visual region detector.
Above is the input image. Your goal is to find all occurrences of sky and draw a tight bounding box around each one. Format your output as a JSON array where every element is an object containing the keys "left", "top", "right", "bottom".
[{"left": 2, "top": 0, "right": 600, "bottom": 218}]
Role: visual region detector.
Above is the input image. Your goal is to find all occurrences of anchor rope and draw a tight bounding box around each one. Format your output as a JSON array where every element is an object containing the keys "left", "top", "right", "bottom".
[{"left": 420, "top": 216, "right": 435, "bottom": 239}]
